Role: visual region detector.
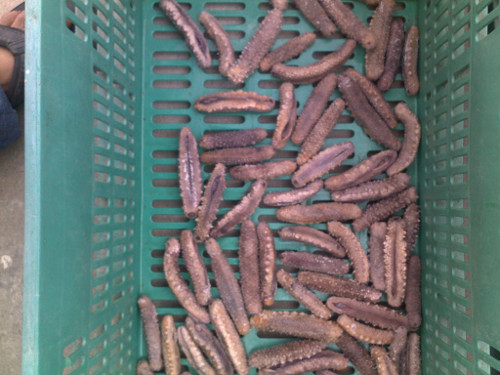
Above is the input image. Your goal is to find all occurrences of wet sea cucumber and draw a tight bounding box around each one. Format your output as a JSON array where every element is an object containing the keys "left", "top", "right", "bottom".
[
  {"left": 278, "top": 225, "right": 345, "bottom": 258},
  {"left": 260, "top": 32, "right": 317, "bottom": 72},
  {"left": 178, "top": 127, "right": 202, "bottom": 219},
  {"left": 177, "top": 325, "right": 216, "bottom": 375},
  {"left": 377, "top": 18, "right": 405, "bottom": 92},
  {"left": 272, "top": 82, "right": 297, "bottom": 150},
  {"left": 371, "top": 345, "right": 399, "bottom": 375},
  {"left": 403, "top": 203, "right": 420, "bottom": 255},
  {"left": 239, "top": 219, "right": 262, "bottom": 315},
  {"left": 181, "top": 230, "right": 211, "bottom": 306},
  {"left": 136, "top": 360, "right": 154, "bottom": 375},
  {"left": 405, "top": 255, "right": 422, "bottom": 331},
  {"left": 403, "top": 25, "right": 420, "bottom": 96},
  {"left": 280, "top": 252, "right": 350, "bottom": 275},
  {"left": 389, "top": 326, "right": 408, "bottom": 372},
  {"left": 368, "top": 222, "right": 387, "bottom": 290},
  {"left": 295, "top": 0, "right": 337, "bottom": 37},
  {"left": 257, "top": 222, "right": 278, "bottom": 307},
  {"left": 161, "top": 315, "right": 181, "bottom": 375},
  {"left": 335, "top": 331, "right": 377, "bottom": 375},
  {"left": 229, "top": 160, "right": 297, "bottom": 181},
  {"left": 195, "top": 90, "right": 275, "bottom": 113},
  {"left": 199, "top": 128, "right": 267, "bottom": 149},
  {"left": 277, "top": 202, "right": 362, "bottom": 224},
  {"left": 137, "top": 296, "right": 163, "bottom": 372},
  {"left": 200, "top": 146, "right": 275, "bottom": 165},
  {"left": 337, "top": 314, "right": 394, "bottom": 345},
  {"left": 263, "top": 179, "right": 323, "bottom": 207},
  {"left": 259, "top": 350, "right": 349, "bottom": 375},
  {"left": 384, "top": 217, "right": 408, "bottom": 308}
]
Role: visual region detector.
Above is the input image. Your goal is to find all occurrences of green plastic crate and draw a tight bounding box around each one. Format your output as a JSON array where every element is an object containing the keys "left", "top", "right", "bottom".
[{"left": 23, "top": 0, "right": 500, "bottom": 374}]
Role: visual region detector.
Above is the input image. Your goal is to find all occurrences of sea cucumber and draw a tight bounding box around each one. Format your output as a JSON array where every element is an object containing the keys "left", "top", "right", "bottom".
[
  {"left": 250, "top": 310, "right": 343, "bottom": 342},
  {"left": 272, "top": 82, "right": 297, "bottom": 150},
  {"left": 136, "top": 360, "right": 154, "bottom": 375},
  {"left": 258, "top": 222, "right": 278, "bottom": 307},
  {"left": 161, "top": 315, "right": 181, "bottom": 375},
  {"left": 279, "top": 252, "right": 350, "bottom": 275},
  {"left": 295, "top": 0, "right": 337, "bottom": 37},
  {"left": 297, "top": 99, "right": 346, "bottom": 166},
  {"left": 327, "top": 221, "right": 370, "bottom": 283},
  {"left": 377, "top": 18, "right": 405, "bottom": 92},
  {"left": 292, "top": 141, "right": 355, "bottom": 188},
  {"left": 137, "top": 296, "right": 163, "bottom": 371},
  {"left": 386, "top": 103, "right": 421, "bottom": 176},
  {"left": 337, "top": 314, "right": 393, "bottom": 345},
  {"left": 365, "top": 0, "right": 396, "bottom": 80},
  {"left": 271, "top": 40, "right": 356, "bottom": 84},
  {"left": 278, "top": 225, "right": 345, "bottom": 258},
  {"left": 195, "top": 163, "right": 226, "bottom": 243},
  {"left": 388, "top": 326, "right": 407, "bottom": 372},
  {"left": 239, "top": 219, "right": 262, "bottom": 315},
  {"left": 200, "top": 146, "right": 275, "bottom": 165},
  {"left": 335, "top": 332, "right": 377, "bottom": 375},
  {"left": 178, "top": 127, "right": 202, "bottom": 219},
  {"left": 324, "top": 150, "right": 397, "bottom": 192},
  {"left": 384, "top": 217, "right": 408, "bottom": 308},
  {"left": 371, "top": 345, "right": 399, "bottom": 375},
  {"left": 199, "top": 11, "right": 235, "bottom": 76},
  {"left": 338, "top": 74, "right": 401, "bottom": 150},
  {"left": 405, "top": 255, "right": 422, "bottom": 331},
  {"left": 297, "top": 271, "right": 382, "bottom": 303},
  {"left": 368, "top": 222, "right": 387, "bottom": 290},
  {"left": 403, "top": 333, "right": 421, "bottom": 375},
  {"left": 227, "top": 9, "right": 283, "bottom": 84},
  {"left": 177, "top": 326, "right": 216, "bottom": 375},
  {"left": 259, "top": 350, "right": 349, "bottom": 375},
  {"left": 195, "top": 90, "right": 275, "bottom": 113},
  {"left": 277, "top": 202, "right": 362, "bottom": 224},
  {"left": 403, "top": 203, "right": 420, "bottom": 255},
  {"left": 210, "top": 179, "right": 267, "bottom": 238},
  {"left": 199, "top": 128, "right": 267, "bottom": 149},
  {"left": 181, "top": 230, "right": 211, "bottom": 306},
  {"left": 277, "top": 269, "right": 332, "bottom": 319},
  {"left": 403, "top": 25, "right": 420, "bottom": 96},
  {"left": 163, "top": 238, "right": 210, "bottom": 324},
  {"left": 209, "top": 299, "right": 249, "bottom": 375},
  {"left": 352, "top": 187, "right": 419, "bottom": 232},
  {"left": 330, "top": 173, "right": 410, "bottom": 203},
  {"left": 159, "top": 0, "right": 211, "bottom": 68},
  {"left": 205, "top": 238, "right": 250, "bottom": 335},
  {"left": 263, "top": 180, "right": 323, "bottom": 207},
  {"left": 327, "top": 296, "right": 408, "bottom": 330},
  {"left": 261, "top": 32, "right": 317, "bottom": 72},
  {"left": 229, "top": 160, "right": 297, "bottom": 181}
]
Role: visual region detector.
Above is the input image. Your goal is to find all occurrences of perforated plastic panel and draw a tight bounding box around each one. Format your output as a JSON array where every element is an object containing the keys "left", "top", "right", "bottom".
[{"left": 24, "top": 0, "right": 500, "bottom": 374}]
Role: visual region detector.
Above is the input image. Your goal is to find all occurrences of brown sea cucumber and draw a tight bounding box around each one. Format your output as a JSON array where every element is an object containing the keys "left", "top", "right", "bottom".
[
  {"left": 338, "top": 74, "right": 401, "bottom": 150},
  {"left": 259, "top": 350, "right": 349, "bottom": 375},
  {"left": 200, "top": 146, "right": 275, "bottom": 165},
  {"left": 177, "top": 326, "right": 216, "bottom": 375},
  {"left": 163, "top": 238, "right": 210, "bottom": 324},
  {"left": 185, "top": 317, "right": 234, "bottom": 375},
  {"left": 250, "top": 310, "right": 343, "bottom": 342},
  {"left": 136, "top": 360, "right": 154, "bottom": 375},
  {"left": 137, "top": 296, "right": 163, "bottom": 372},
  {"left": 261, "top": 32, "right": 317, "bottom": 72},
  {"left": 239, "top": 219, "right": 262, "bottom": 315},
  {"left": 295, "top": 0, "right": 337, "bottom": 37},
  {"left": 368, "top": 222, "right": 387, "bottom": 290},
  {"left": 337, "top": 314, "right": 393, "bottom": 345},
  {"left": 403, "top": 25, "right": 420, "bottom": 96},
  {"left": 297, "top": 271, "right": 382, "bottom": 303},
  {"left": 292, "top": 141, "right": 355, "bottom": 188},
  {"left": 292, "top": 74, "right": 337, "bottom": 145},
  {"left": 330, "top": 173, "right": 410, "bottom": 203},
  {"left": 205, "top": 238, "right": 250, "bottom": 335},
  {"left": 249, "top": 339, "right": 328, "bottom": 369},
  {"left": 271, "top": 40, "right": 356, "bottom": 84},
  {"left": 279, "top": 252, "right": 350, "bottom": 275},
  {"left": 335, "top": 332, "right": 377, "bottom": 375},
  {"left": 277, "top": 269, "right": 332, "bottom": 319},
  {"left": 388, "top": 326, "right": 408, "bottom": 372},
  {"left": 199, "top": 128, "right": 268, "bottom": 149},
  {"left": 178, "top": 127, "right": 202, "bottom": 219},
  {"left": 257, "top": 222, "right": 277, "bottom": 307},
  {"left": 327, "top": 296, "right": 408, "bottom": 330},
  {"left": 384, "top": 217, "right": 408, "bottom": 308},
  {"left": 403, "top": 203, "right": 420, "bottom": 255},
  {"left": 318, "top": 0, "right": 375, "bottom": 50},
  {"left": 297, "top": 99, "right": 346, "bottom": 166},
  {"left": 161, "top": 315, "right": 181, "bottom": 375},
  {"left": 377, "top": 18, "right": 405, "bottom": 92},
  {"left": 209, "top": 299, "right": 249, "bottom": 375},
  {"left": 181, "top": 230, "right": 211, "bottom": 306},
  {"left": 386, "top": 103, "right": 421, "bottom": 176},
  {"left": 272, "top": 82, "right": 297, "bottom": 150},
  {"left": 263, "top": 179, "right": 323, "bottom": 207},
  {"left": 324, "top": 149, "right": 397, "bottom": 192},
  {"left": 271, "top": 0, "right": 288, "bottom": 10},
  {"left": 327, "top": 221, "right": 370, "bottom": 283},
  {"left": 371, "top": 345, "right": 399, "bottom": 375},
  {"left": 403, "top": 333, "right": 421, "bottom": 375},
  {"left": 195, "top": 90, "right": 275, "bottom": 113},
  {"left": 210, "top": 179, "right": 267, "bottom": 238},
  {"left": 159, "top": 0, "right": 211, "bottom": 68},
  {"left": 277, "top": 202, "right": 362, "bottom": 224},
  {"left": 195, "top": 163, "right": 226, "bottom": 243},
  {"left": 352, "top": 187, "right": 419, "bottom": 232},
  {"left": 365, "top": 0, "right": 396, "bottom": 80},
  {"left": 229, "top": 160, "right": 297, "bottom": 181},
  {"left": 227, "top": 9, "right": 283, "bottom": 84},
  {"left": 199, "top": 11, "right": 235, "bottom": 76},
  {"left": 278, "top": 225, "right": 345, "bottom": 258},
  {"left": 345, "top": 68, "right": 397, "bottom": 128},
  {"left": 405, "top": 255, "right": 422, "bottom": 331}
]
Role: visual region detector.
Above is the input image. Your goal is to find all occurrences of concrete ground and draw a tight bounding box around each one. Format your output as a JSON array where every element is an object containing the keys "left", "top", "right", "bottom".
[{"left": 0, "top": 1, "right": 25, "bottom": 374}]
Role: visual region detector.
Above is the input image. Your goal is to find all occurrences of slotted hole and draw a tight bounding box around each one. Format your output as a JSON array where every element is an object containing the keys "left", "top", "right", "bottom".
[
  {"left": 153, "top": 101, "right": 190, "bottom": 109},
  {"left": 153, "top": 66, "right": 191, "bottom": 75},
  {"left": 204, "top": 80, "right": 244, "bottom": 89},
  {"left": 153, "top": 51, "right": 191, "bottom": 60},
  {"left": 204, "top": 115, "right": 245, "bottom": 124},
  {"left": 153, "top": 115, "right": 190, "bottom": 124},
  {"left": 153, "top": 80, "right": 191, "bottom": 88},
  {"left": 204, "top": 2, "right": 245, "bottom": 10}
]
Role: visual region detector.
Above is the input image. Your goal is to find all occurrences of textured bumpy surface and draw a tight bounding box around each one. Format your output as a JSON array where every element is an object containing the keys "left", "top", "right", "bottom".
[{"left": 30, "top": 1, "right": 499, "bottom": 375}]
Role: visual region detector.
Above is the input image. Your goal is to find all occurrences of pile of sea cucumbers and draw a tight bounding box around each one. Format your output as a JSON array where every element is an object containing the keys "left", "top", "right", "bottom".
[{"left": 137, "top": 0, "right": 421, "bottom": 374}]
